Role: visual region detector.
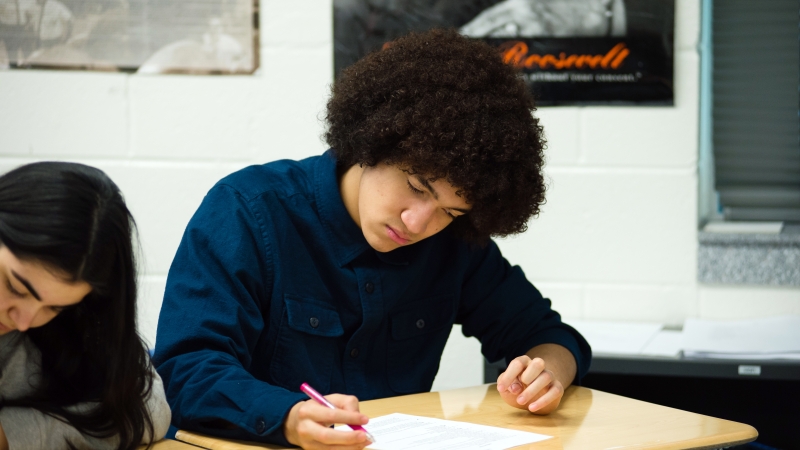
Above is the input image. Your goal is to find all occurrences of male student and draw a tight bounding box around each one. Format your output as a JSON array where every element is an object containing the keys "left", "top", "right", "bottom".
[{"left": 154, "top": 28, "right": 591, "bottom": 449}]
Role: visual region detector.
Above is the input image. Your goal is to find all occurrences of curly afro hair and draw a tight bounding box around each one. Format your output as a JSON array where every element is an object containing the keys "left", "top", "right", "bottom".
[{"left": 325, "top": 28, "right": 546, "bottom": 243}]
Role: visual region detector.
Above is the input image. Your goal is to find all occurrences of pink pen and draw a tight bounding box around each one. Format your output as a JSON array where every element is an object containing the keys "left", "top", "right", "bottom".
[{"left": 299, "top": 382, "right": 376, "bottom": 444}]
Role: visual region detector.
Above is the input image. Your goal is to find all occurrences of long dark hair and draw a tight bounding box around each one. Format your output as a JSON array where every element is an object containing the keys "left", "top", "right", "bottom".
[{"left": 0, "top": 162, "right": 154, "bottom": 450}]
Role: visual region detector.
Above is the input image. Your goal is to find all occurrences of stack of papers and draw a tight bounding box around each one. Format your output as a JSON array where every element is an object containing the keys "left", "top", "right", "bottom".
[
  {"left": 566, "top": 320, "right": 682, "bottom": 357},
  {"left": 682, "top": 316, "right": 800, "bottom": 360},
  {"left": 337, "top": 413, "right": 551, "bottom": 450},
  {"left": 565, "top": 316, "right": 800, "bottom": 361}
]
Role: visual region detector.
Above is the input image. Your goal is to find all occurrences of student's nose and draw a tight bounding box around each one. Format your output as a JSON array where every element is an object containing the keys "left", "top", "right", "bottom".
[
  {"left": 9, "top": 303, "right": 38, "bottom": 332},
  {"left": 402, "top": 201, "right": 436, "bottom": 235}
]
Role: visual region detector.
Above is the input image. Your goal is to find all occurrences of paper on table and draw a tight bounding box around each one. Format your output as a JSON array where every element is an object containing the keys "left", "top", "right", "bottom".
[
  {"left": 640, "top": 329, "right": 683, "bottom": 357},
  {"left": 702, "top": 221, "right": 783, "bottom": 234},
  {"left": 682, "top": 316, "right": 800, "bottom": 354},
  {"left": 566, "top": 320, "right": 663, "bottom": 355},
  {"left": 336, "top": 413, "right": 551, "bottom": 450},
  {"left": 684, "top": 351, "right": 800, "bottom": 360}
]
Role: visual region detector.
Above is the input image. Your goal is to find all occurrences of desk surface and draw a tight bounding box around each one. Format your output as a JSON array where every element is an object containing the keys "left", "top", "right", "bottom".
[
  {"left": 175, "top": 384, "right": 757, "bottom": 450},
  {"left": 144, "top": 439, "right": 198, "bottom": 449}
]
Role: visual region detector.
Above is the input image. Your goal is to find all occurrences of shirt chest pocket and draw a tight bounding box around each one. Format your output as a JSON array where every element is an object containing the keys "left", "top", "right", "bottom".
[
  {"left": 386, "top": 294, "right": 456, "bottom": 394},
  {"left": 270, "top": 295, "right": 343, "bottom": 393}
]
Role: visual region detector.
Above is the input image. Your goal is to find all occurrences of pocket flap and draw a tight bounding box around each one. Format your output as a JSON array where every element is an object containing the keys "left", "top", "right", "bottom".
[
  {"left": 390, "top": 295, "right": 455, "bottom": 340},
  {"left": 284, "top": 295, "right": 344, "bottom": 337}
]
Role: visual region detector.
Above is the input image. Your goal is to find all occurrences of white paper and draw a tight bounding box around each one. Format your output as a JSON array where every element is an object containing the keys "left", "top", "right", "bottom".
[
  {"left": 682, "top": 316, "right": 800, "bottom": 354},
  {"left": 566, "top": 320, "right": 663, "bottom": 355},
  {"left": 640, "top": 329, "right": 683, "bottom": 357},
  {"left": 337, "top": 413, "right": 551, "bottom": 450},
  {"left": 684, "top": 351, "right": 800, "bottom": 360},
  {"left": 702, "top": 221, "right": 783, "bottom": 234}
]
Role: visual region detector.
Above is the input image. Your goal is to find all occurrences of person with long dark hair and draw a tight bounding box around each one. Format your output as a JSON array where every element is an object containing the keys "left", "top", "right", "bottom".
[{"left": 0, "top": 162, "right": 171, "bottom": 449}]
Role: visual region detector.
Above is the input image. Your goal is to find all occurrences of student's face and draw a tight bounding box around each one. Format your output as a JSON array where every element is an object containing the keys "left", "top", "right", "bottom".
[
  {"left": 0, "top": 246, "right": 90, "bottom": 334},
  {"left": 357, "top": 163, "right": 471, "bottom": 252}
]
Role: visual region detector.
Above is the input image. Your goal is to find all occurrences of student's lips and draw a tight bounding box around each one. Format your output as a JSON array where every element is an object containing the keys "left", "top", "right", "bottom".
[{"left": 386, "top": 226, "right": 411, "bottom": 245}]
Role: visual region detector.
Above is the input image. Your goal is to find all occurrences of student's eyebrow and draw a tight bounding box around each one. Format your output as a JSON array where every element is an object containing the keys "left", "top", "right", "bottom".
[
  {"left": 415, "top": 176, "right": 439, "bottom": 200},
  {"left": 415, "top": 176, "right": 470, "bottom": 214},
  {"left": 10, "top": 270, "right": 41, "bottom": 301}
]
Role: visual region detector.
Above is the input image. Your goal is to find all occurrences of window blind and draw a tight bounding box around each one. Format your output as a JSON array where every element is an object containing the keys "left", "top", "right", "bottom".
[{"left": 713, "top": 0, "right": 800, "bottom": 222}]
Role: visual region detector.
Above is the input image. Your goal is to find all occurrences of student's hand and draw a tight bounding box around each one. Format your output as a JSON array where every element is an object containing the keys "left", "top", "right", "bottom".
[
  {"left": 497, "top": 355, "right": 564, "bottom": 414},
  {"left": 283, "top": 393, "right": 371, "bottom": 450}
]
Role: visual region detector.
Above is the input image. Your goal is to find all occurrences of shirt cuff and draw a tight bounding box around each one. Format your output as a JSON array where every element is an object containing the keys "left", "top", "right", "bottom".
[{"left": 237, "top": 388, "right": 308, "bottom": 446}]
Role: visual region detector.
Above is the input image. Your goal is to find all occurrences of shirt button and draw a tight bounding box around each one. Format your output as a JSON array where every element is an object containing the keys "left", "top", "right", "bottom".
[
  {"left": 350, "top": 348, "right": 359, "bottom": 358},
  {"left": 309, "top": 317, "right": 320, "bottom": 328},
  {"left": 256, "top": 418, "right": 266, "bottom": 433},
  {"left": 365, "top": 282, "right": 374, "bottom": 294},
  {"left": 416, "top": 319, "right": 425, "bottom": 329}
]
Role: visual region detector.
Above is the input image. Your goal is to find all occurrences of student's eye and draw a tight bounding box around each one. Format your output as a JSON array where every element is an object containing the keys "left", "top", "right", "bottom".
[
  {"left": 49, "top": 306, "right": 66, "bottom": 314},
  {"left": 406, "top": 180, "right": 424, "bottom": 195},
  {"left": 5, "top": 278, "right": 24, "bottom": 298},
  {"left": 444, "top": 209, "right": 456, "bottom": 219}
]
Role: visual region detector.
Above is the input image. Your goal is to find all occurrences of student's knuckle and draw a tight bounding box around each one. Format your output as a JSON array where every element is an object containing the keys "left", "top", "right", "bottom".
[{"left": 297, "top": 405, "right": 312, "bottom": 420}]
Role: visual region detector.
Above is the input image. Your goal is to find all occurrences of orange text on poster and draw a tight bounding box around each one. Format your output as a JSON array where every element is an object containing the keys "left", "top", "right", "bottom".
[{"left": 499, "top": 42, "right": 630, "bottom": 70}]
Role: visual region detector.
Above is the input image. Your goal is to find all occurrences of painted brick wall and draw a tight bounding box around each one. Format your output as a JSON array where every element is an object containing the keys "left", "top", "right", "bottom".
[{"left": 1, "top": 0, "right": 798, "bottom": 392}]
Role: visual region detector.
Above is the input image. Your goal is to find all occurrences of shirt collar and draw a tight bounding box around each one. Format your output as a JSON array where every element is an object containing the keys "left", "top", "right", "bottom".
[{"left": 314, "top": 150, "right": 372, "bottom": 267}]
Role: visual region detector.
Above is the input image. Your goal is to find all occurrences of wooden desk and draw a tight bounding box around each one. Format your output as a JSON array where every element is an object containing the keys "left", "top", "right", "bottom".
[
  {"left": 175, "top": 384, "right": 757, "bottom": 449},
  {"left": 143, "top": 439, "right": 199, "bottom": 449}
]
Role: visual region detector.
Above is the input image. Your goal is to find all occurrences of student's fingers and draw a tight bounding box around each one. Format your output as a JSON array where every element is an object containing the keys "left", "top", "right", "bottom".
[
  {"left": 286, "top": 400, "right": 369, "bottom": 449},
  {"left": 305, "top": 442, "right": 369, "bottom": 450},
  {"left": 297, "top": 400, "right": 368, "bottom": 427},
  {"left": 518, "top": 357, "right": 546, "bottom": 386},
  {"left": 326, "top": 394, "right": 363, "bottom": 414},
  {"left": 306, "top": 424, "right": 370, "bottom": 447},
  {"left": 527, "top": 382, "right": 564, "bottom": 414},
  {"left": 516, "top": 368, "right": 553, "bottom": 406},
  {"left": 496, "top": 355, "right": 530, "bottom": 392}
]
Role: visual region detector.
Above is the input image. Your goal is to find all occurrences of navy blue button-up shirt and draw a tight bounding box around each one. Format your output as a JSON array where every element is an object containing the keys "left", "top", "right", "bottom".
[{"left": 153, "top": 151, "right": 591, "bottom": 446}]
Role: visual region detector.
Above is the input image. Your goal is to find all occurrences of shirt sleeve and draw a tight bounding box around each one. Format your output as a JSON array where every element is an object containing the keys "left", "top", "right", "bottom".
[
  {"left": 0, "top": 407, "right": 101, "bottom": 450},
  {"left": 144, "top": 366, "right": 172, "bottom": 443},
  {"left": 152, "top": 185, "right": 306, "bottom": 446},
  {"left": 0, "top": 366, "right": 171, "bottom": 449},
  {"left": 457, "top": 240, "right": 592, "bottom": 384}
]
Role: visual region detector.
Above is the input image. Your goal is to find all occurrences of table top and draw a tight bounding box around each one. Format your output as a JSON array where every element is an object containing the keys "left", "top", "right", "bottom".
[
  {"left": 175, "top": 384, "right": 757, "bottom": 450},
  {"left": 142, "top": 439, "right": 198, "bottom": 449}
]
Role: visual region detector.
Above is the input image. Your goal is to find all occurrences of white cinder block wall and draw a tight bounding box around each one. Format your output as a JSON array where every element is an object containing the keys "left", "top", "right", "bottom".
[{"left": 1, "top": 0, "right": 798, "bottom": 392}]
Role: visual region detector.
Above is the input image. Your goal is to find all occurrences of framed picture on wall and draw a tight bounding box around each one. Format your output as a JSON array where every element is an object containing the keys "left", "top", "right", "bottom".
[
  {"left": 0, "top": 0, "right": 259, "bottom": 74},
  {"left": 334, "top": 0, "right": 674, "bottom": 105}
]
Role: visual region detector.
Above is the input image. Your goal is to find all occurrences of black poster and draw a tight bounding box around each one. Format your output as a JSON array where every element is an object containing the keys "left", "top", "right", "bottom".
[{"left": 333, "top": 0, "right": 674, "bottom": 106}]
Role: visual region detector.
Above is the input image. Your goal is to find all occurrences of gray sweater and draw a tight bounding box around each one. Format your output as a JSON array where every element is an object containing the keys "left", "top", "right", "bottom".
[{"left": 0, "top": 331, "right": 171, "bottom": 449}]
